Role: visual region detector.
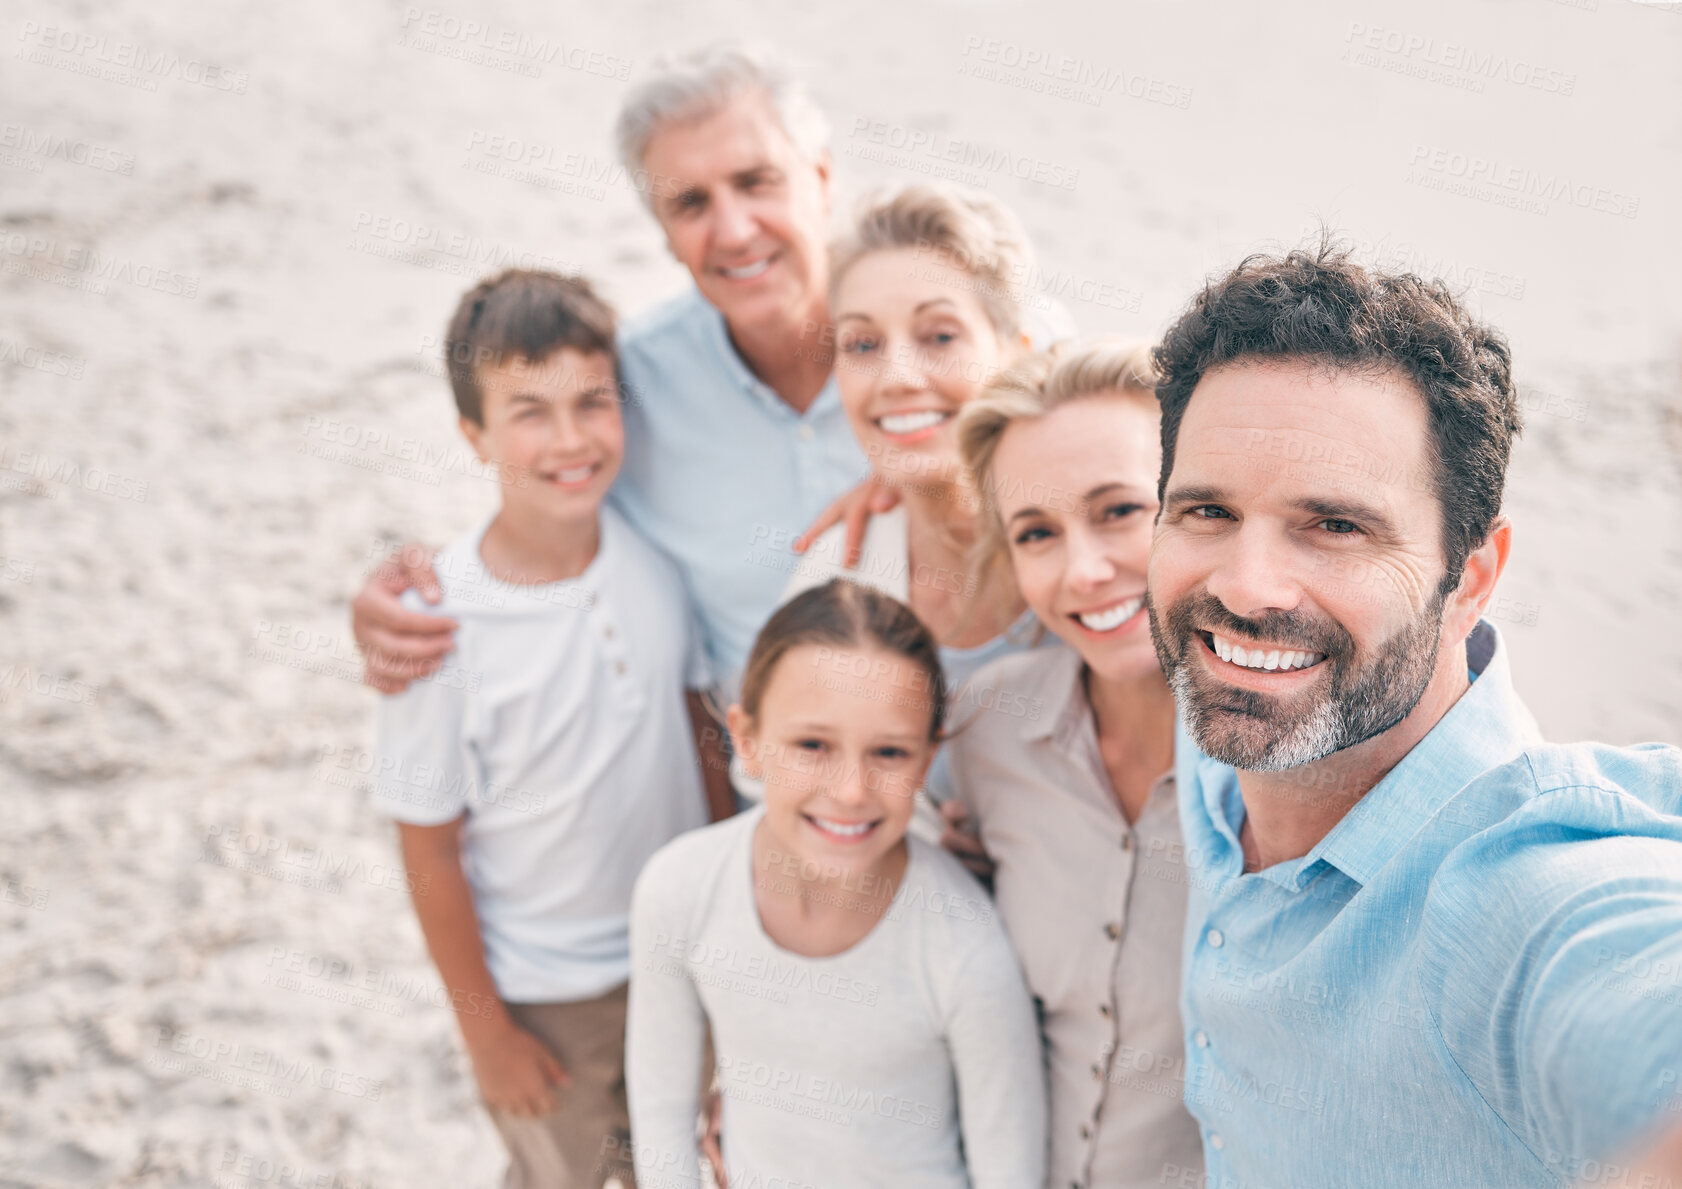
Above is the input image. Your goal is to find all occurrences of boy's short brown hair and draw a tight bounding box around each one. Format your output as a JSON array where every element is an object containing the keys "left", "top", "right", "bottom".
[{"left": 444, "top": 269, "right": 617, "bottom": 424}]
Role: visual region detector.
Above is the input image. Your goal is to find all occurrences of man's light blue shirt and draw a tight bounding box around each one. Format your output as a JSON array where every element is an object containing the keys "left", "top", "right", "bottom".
[
  {"left": 1175, "top": 620, "right": 1682, "bottom": 1187},
  {"left": 610, "top": 287, "right": 869, "bottom": 682}
]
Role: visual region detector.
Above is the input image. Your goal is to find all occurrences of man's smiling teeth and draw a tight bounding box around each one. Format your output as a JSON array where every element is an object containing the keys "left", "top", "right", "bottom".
[
  {"left": 1077, "top": 596, "right": 1144, "bottom": 633},
  {"left": 553, "top": 464, "right": 595, "bottom": 484},
  {"left": 1210, "top": 633, "right": 1325, "bottom": 672},
  {"left": 720, "top": 257, "right": 772, "bottom": 279},
  {"left": 877, "top": 410, "right": 950, "bottom": 435},
  {"left": 809, "top": 816, "right": 875, "bottom": 838}
]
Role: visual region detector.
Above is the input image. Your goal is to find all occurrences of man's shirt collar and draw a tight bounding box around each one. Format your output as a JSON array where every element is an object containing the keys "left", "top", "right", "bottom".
[
  {"left": 1187, "top": 620, "right": 1545, "bottom": 891},
  {"left": 693, "top": 288, "right": 841, "bottom": 420}
]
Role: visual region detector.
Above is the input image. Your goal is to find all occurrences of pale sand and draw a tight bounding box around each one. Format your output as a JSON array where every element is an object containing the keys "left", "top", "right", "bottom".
[{"left": 1, "top": 0, "right": 1678, "bottom": 1185}]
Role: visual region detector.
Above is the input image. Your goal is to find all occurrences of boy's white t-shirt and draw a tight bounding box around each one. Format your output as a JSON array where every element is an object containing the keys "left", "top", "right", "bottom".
[{"left": 372, "top": 504, "right": 710, "bottom": 1004}]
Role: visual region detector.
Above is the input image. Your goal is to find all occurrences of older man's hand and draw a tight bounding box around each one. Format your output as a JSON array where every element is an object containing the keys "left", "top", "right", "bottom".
[{"left": 352, "top": 543, "right": 457, "bottom": 693}]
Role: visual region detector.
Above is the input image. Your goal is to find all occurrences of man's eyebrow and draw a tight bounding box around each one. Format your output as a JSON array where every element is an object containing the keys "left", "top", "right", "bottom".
[
  {"left": 663, "top": 183, "right": 704, "bottom": 208},
  {"left": 731, "top": 164, "right": 779, "bottom": 185},
  {"left": 1163, "top": 484, "right": 1228, "bottom": 508},
  {"left": 912, "top": 298, "right": 959, "bottom": 314},
  {"left": 1295, "top": 496, "right": 1400, "bottom": 537}
]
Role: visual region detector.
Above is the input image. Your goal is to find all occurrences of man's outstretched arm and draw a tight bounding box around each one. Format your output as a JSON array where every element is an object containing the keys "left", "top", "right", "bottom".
[{"left": 1425, "top": 828, "right": 1682, "bottom": 1182}]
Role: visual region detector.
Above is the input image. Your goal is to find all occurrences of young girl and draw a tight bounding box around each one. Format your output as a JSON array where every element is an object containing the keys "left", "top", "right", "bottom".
[
  {"left": 627, "top": 579, "right": 1045, "bottom": 1189},
  {"left": 765, "top": 184, "right": 1064, "bottom": 836}
]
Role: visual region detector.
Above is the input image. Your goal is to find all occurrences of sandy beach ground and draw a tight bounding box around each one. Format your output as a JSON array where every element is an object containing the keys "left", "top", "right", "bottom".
[{"left": 1, "top": 0, "right": 1678, "bottom": 1184}]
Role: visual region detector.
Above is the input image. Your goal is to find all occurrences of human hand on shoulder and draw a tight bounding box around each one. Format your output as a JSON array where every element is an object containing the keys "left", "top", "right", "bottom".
[
  {"left": 353, "top": 542, "right": 457, "bottom": 694},
  {"left": 792, "top": 476, "right": 901, "bottom": 568}
]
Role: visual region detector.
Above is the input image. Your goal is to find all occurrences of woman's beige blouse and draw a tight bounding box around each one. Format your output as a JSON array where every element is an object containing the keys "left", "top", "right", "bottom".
[{"left": 946, "top": 645, "right": 1205, "bottom": 1189}]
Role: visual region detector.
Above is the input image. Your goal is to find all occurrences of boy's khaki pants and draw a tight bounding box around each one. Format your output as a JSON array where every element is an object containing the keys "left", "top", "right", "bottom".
[{"left": 490, "top": 983, "right": 636, "bottom": 1189}]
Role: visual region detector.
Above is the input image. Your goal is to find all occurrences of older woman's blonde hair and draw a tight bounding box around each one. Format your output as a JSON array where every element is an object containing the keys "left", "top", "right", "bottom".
[
  {"left": 829, "top": 183, "right": 1034, "bottom": 338},
  {"left": 957, "top": 337, "right": 1160, "bottom": 559}
]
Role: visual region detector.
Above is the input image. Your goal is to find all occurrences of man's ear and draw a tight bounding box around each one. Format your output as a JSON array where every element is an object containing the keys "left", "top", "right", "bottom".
[
  {"left": 726, "top": 703, "right": 759, "bottom": 778},
  {"left": 812, "top": 149, "right": 833, "bottom": 212},
  {"left": 1446, "top": 515, "right": 1513, "bottom": 641}
]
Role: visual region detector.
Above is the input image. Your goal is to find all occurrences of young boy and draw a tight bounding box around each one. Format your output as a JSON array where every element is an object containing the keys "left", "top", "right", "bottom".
[{"left": 372, "top": 269, "right": 732, "bottom": 1189}]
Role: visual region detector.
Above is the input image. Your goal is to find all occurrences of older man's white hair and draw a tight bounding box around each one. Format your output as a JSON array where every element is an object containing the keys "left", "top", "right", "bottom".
[{"left": 614, "top": 43, "right": 831, "bottom": 200}]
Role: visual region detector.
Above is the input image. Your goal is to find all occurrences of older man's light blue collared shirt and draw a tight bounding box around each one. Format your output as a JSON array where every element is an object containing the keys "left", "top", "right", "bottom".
[
  {"left": 610, "top": 288, "right": 869, "bottom": 681},
  {"left": 1175, "top": 621, "right": 1682, "bottom": 1188}
]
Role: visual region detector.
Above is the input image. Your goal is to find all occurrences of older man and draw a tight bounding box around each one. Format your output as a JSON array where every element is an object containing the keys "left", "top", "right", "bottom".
[
  {"left": 1145, "top": 243, "right": 1682, "bottom": 1187},
  {"left": 353, "top": 45, "right": 867, "bottom": 688}
]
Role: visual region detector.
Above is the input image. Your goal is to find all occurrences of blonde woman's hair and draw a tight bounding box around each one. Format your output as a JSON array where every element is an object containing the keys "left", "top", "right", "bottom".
[
  {"left": 829, "top": 183, "right": 1034, "bottom": 338},
  {"left": 957, "top": 337, "right": 1160, "bottom": 559}
]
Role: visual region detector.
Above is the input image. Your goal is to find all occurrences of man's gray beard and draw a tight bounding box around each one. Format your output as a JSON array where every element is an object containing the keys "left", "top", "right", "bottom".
[
  {"left": 1159, "top": 590, "right": 1449, "bottom": 773},
  {"left": 1169, "top": 662, "right": 1353, "bottom": 771}
]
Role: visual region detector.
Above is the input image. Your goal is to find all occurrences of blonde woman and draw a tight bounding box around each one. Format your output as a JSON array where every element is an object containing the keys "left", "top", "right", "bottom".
[{"left": 948, "top": 340, "right": 1204, "bottom": 1189}]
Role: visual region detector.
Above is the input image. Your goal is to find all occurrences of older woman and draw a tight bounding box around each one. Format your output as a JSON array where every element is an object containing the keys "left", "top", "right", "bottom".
[{"left": 947, "top": 340, "right": 1204, "bottom": 1189}]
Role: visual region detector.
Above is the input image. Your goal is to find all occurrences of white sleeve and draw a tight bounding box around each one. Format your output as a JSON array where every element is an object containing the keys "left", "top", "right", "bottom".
[
  {"left": 371, "top": 667, "right": 476, "bottom": 825},
  {"left": 626, "top": 852, "right": 709, "bottom": 1189},
  {"left": 943, "top": 928, "right": 1048, "bottom": 1189}
]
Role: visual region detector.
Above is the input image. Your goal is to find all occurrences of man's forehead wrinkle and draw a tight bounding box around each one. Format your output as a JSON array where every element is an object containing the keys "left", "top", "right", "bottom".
[
  {"left": 652, "top": 114, "right": 778, "bottom": 180},
  {"left": 1195, "top": 396, "right": 1420, "bottom": 446}
]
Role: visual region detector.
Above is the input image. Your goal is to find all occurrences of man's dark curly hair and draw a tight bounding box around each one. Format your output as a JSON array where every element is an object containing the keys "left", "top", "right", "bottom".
[{"left": 1151, "top": 238, "right": 1523, "bottom": 588}]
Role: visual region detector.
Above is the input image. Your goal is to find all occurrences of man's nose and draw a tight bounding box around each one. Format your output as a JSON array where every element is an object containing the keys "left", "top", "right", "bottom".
[
  {"left": 1203, "top": 524, "right": 1302, "bottom": 619},
  {"left": 710, "top": 193, "right": 756, "bottom": 249}
]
